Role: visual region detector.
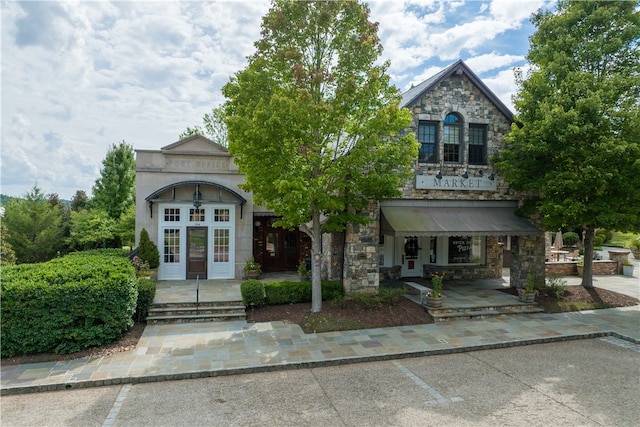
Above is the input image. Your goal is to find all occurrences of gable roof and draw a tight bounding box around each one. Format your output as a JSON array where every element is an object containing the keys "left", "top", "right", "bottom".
[
  {"left": 161, "top": 134, "right": 228, "bottom": 154},
  {"left": 401, "top": 60, "right": 514, "bottom": 122}
]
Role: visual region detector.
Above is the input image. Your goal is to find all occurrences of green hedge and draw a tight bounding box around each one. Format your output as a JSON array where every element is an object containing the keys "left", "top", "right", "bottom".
[
  {"left": 1, "top": 252, "right": 138, "bottom": 357},
  {"left": 240, "top": 280, "right": 342, "bottom": 306},
  {"left": 135, "top": 278, "right": 156, "bottom": 322},
  {"left": 240, "top": 280, "right": 266, "bottom": 307}
]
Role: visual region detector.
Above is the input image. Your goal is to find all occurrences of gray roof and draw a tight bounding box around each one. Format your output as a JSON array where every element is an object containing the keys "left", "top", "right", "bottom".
[{"left": 400, "top": 60, "right": 514, "bottom": 122}]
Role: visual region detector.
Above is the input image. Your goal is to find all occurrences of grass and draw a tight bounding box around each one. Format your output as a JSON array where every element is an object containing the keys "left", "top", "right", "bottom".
[
  {"left": 301, "top": 313, "right": 364, "bottom": 333},
  {"left": 544, "top": 301, "right": 607, "bottom": 313},
  {"left": 609, "top": 231, "right": 640, "bottom": 248}
]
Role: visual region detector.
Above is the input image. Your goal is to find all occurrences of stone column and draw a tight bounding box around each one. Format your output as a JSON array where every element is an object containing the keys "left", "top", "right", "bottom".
[
  {"left": 608, "top": 250, "right": 631, "bottom": 274},
  {"left": 342, "top": 201, "right": 380, "bottom": 294},
  {"left": 509, "top": 233, "right": 545, "bottom": 288}
]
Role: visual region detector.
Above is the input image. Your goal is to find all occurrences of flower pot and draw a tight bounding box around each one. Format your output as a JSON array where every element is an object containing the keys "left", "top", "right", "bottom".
[
  {"left": 623, "top": 265, "right": 634, "bottom": 277},
  {"left": 245, "top": 270, "right": 261, "bottom": 280},
  {"left": 425, "top": 295, "right": 444, "bottom": 308},
  {"left": 520, "top": 293, "right": 536, "bottom": 303}
]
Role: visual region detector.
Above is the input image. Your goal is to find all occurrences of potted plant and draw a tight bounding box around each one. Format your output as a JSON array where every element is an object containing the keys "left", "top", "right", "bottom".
[
  {"left": 622, "top": 259, "right": 635, "bottom": 277},
  {"left": 243, "top": 256, "right": 261, "bottom": 279},
  {"left": 519, "top": 274, "right": 537, "bottom": 303},
  {"left": 425, "top": 272, "right": 445, "bottom": 308},
  {"left": 576, "top": 258, "right": 584, "bottom": 277},
  {"left": 297, "top": 259, "right": 311, "bottom": 281}
]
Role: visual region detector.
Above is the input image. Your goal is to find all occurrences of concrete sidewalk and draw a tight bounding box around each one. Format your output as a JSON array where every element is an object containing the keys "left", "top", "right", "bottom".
[{"left": 2, "top": 276, "right": 639, "bottom": 395}]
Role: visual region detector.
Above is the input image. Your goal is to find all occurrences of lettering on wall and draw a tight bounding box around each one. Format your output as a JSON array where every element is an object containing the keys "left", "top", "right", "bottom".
[
  {"left": 415, "top": 175, "right": 497, "bottom": 191},
  {"left": 164, "top": 157, "right": 228, "bottom": 172}
]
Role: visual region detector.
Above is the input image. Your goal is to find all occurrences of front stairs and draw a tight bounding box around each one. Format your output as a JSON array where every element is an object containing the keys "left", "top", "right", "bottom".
[
  {"left": 404, "top": 281, "right": 544, "bottom": 322},
  {"left": 147, "top": 300, "right": 246, "bottom": 324}
]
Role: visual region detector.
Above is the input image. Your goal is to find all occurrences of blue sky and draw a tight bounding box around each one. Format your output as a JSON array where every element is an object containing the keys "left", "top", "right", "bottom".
[{"left": 1, "top": 0, "right": 550, "bottom": 200}]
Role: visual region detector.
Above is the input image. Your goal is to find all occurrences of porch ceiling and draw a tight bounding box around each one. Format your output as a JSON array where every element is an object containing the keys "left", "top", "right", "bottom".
[{"left": 380, "top": 206, "right": 539, "bottom": 237}]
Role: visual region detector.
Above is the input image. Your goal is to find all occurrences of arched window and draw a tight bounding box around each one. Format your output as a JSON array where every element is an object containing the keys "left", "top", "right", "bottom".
[{"left": 443, "top": 113, "right": 462, "bottom": 162}]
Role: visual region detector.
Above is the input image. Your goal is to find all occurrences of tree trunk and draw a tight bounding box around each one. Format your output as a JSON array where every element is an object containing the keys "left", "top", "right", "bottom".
[
  {"left": 310, "top": 211, "right": 323, "bottom": 312},
  {"left": 581, "top": 225, "right": 595, "bottom": 288}
]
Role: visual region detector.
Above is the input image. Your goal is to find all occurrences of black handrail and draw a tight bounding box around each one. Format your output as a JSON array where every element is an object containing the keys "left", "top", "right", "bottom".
[{"left": 196, "top": 275, "right": 200, "bottom": 315}]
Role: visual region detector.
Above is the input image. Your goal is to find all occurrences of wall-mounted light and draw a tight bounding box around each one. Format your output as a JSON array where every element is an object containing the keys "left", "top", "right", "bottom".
[
  {"left": 488, "top": 173, "right": 495, "bottom": 181},
  {"left": 461, "top": 170, "right": 469, "bottom": 179},
  {"left": 476, "top": 170, "right": 484, "bottom": 177},
  {"left": 436, "top": 171, "right": 442, "bottom": 180},
  {"left": 193, "top": 184, "right": 202, "bottom": 208}
]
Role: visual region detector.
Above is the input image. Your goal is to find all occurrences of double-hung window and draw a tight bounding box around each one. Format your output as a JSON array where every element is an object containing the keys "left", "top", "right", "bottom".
[
  {"left": 468, "top": 124, "right": 487, "bottom": 165},
  {"left": 443, "top": 113, "right": 462, "bottom": 163},
  {"left": 417, "top": 121, "right": 438, "bottom": 162}
]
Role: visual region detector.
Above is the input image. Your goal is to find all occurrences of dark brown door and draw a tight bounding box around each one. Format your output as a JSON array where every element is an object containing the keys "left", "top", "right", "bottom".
[{"left": 187, "top": 227, "right": 207, "bottom": 279}]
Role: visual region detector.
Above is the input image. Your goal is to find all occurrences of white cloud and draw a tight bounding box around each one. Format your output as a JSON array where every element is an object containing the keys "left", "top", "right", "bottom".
[{"left": 1, "top": 0, "right": 544, "bottom": 199}]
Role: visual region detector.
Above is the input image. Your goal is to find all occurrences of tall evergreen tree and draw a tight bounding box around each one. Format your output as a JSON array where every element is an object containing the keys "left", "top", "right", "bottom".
[
  {"left": 3, "top": 185, "right": 64, "bottom": 263},
  {"left": 495, "top": 1, "right": 640, "bottom": 287},
  {"left": 92, "top": 141, "right": 136, "bottom": 220}
]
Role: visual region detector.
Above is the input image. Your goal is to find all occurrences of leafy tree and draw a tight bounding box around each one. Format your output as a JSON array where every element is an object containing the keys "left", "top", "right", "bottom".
[
  {"left": 180, "top": 106, "right": 228, "bottom": 147},
  {"left": 92, "top": 141, "right": 136, "bottom": 221},
  {"left": 0, "top": 221, "right": 17, "bottom": 266},
  {"left": 494, "top": 1, "right": 640, "bottom": 288},
  {"left": 67, "top": 208, "right": 117, "bottom": 250},
  {"left": 223, "top": 0, "right": 418, "bottom": 311},
  {"left": 3, "top": 185, "right": 64, "bottom": 263},
  {"left": 138, "top": 228, "right": 160, "bottom": 269},
  {"left": 70, "top": 190, "right": 90, "bottom": 212},
  {"left": 115, "top": 204, "right": 136, "bottom": 249},
  {"left": 48, "top": 192, "right": 71, "bottom": 254}
]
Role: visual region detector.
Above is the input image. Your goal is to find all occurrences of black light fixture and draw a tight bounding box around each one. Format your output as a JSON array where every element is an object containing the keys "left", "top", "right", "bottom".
[
  {"left": 436, "top": 170, "right": 442, "bottom": 180},
  {"left": 476, "top": 169, "right": 484, "bottom": 177},
  {"left": 461, "top": 170, "right": 469, "bottom": 179},
  {"left": 488, "top": 173, "right": 495, "bottom": 181},
  {"left": 193, "top": 184, "right": 202, "bottom": 208}
]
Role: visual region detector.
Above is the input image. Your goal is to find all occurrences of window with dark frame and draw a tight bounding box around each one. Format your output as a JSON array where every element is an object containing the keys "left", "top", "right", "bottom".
[
  {"left": 468, "top": 124, "right": 487, "bottom": 165},
  {"left": 417, "top": 121, "right": 438, "bottom": 162},
  {"left": 443, "top": 113, "right": 461, "bottom": 163}
]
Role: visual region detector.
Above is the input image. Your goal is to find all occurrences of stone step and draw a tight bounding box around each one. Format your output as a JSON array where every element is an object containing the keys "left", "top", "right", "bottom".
[
  {"left": 148, "top": 305, "right": 246, "bottom": 317},
  {"left": 147, "top": 301, "right": 247, "bottom": 324},
  {"left": 428, "top": 305, "right": 544, "bottom": 322},
  {"left": 147, "top": 313, "right": 247, "bottom": 324}
]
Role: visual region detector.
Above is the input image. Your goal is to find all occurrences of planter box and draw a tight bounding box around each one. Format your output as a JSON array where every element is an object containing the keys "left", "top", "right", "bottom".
[{"left": 623, "top": 265, "right": 635, "bottom": 277}]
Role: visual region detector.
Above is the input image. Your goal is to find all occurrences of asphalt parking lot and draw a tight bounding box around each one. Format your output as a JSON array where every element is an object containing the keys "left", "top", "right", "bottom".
[{"left": 3, "top": 337, "right": 639, "bottom": 427}]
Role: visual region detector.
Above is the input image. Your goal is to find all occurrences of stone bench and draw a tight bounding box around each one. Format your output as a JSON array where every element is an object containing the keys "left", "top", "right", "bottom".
[{"left": 404, "top": 281, "right": 432, "bottom": 301}]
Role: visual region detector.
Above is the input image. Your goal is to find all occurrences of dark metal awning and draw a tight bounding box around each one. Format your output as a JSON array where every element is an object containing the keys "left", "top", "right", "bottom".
[{"left": 380, "top": 204, "right": 540, "bottom": 237}]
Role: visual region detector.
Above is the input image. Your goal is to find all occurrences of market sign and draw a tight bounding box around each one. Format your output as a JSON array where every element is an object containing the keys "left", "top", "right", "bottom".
[{"left": 415, "top": 175, "right": 497, "bottom": 191}]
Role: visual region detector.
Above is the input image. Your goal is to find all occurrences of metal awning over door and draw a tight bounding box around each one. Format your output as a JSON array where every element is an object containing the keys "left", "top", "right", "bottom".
[{"left": 380, "top": 201, "right": 540, "bottom": 237}]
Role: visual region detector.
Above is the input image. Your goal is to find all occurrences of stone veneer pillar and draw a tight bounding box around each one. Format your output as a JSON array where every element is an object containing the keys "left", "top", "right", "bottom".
[
  {"left": 510, "top": 233, "right": 546, "bottom": 288},
  {"left": 342, "top": 201, "right": 380, "bottom": 294}
]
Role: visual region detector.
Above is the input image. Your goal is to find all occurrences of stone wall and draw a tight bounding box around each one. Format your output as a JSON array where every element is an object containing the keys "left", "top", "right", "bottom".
[
  {"left": 545, "top": 260, "right": 618, "bottom": 276},
  {"left": 342, "top": 201, "right": 380, "bottom": 294}
]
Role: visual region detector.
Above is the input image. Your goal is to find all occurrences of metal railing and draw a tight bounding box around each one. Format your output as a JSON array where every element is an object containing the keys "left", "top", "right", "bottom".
[{"left": 196, "top": 275, "right": 200, "bottom": 315}]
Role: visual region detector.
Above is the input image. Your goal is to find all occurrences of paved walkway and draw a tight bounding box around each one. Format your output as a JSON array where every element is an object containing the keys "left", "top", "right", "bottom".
[{"left": 2, "top": 273, "right": 639, "bottom": 395}]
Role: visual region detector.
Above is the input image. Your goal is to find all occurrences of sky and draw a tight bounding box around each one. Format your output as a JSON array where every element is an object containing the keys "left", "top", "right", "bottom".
[{"left": 1, "top": 0, "right": 551, "bottom": 201}]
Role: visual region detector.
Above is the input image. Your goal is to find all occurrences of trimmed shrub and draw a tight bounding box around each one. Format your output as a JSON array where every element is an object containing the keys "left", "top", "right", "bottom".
[
  {"left": 1, "top": 252, "right": 137, "bottom": 357},
  {"left": 135, "top": 278, "right": 156, "bottom": 322},
  {"left": 241, "top": 280, "right": 266, "bottom": 307},
  {"left": 138, "top": 228, "right": 160, "bottom": 269},
  {"left": 594, "top": 235, "right": 604, "bottom": 247},
  {"left": 562, "top": 232, "right": 580, "bottom": 246},
  {"left": 264, "top": 280, "right": 343, "bottom": 304}
]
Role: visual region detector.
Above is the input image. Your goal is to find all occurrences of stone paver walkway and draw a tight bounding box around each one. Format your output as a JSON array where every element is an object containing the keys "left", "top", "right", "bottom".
[{"left": 2, "top": 304, "right": 638, "bottom": 395}]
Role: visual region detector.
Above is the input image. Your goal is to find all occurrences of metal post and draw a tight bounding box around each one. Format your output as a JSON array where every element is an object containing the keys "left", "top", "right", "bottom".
[{"left": 196, "top": 275, "right": 200, "bottom": 315}]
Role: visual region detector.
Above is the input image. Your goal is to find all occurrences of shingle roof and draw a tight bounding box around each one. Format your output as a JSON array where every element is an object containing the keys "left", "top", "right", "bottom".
[{"left": 400, "top": 60, "right": 514, "bottom": 122}]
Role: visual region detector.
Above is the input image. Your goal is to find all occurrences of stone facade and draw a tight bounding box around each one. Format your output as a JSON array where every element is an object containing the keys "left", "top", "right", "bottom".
[
  {"left": 342, "top": 201, "right": 380, "bottom": 293},
  {"left": 370, "top": 60, "right": 545, "bottom": 290}
]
